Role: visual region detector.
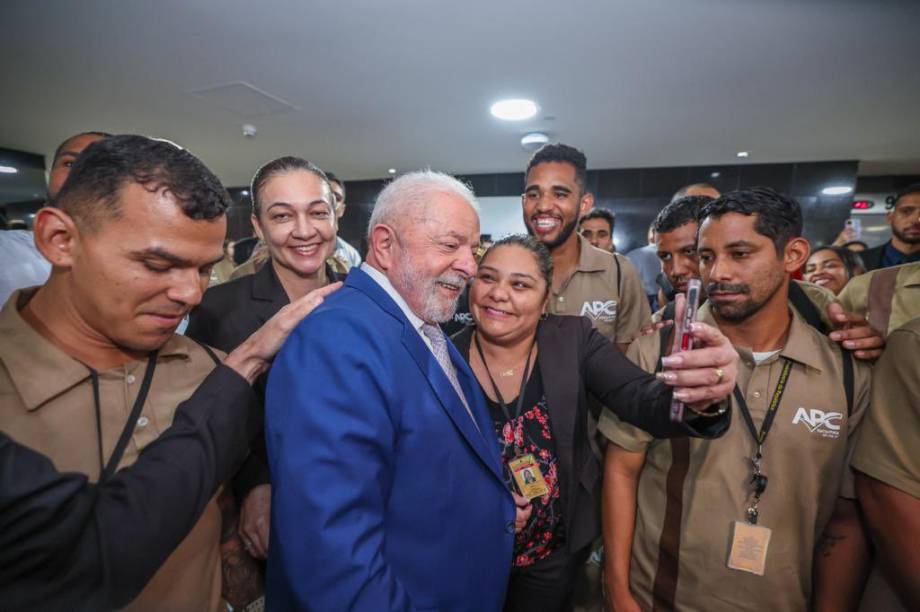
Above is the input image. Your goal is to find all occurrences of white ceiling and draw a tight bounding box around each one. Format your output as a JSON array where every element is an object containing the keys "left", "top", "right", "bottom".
[{"left": 1, "top": 0, "right": 919, "bottom": 187}]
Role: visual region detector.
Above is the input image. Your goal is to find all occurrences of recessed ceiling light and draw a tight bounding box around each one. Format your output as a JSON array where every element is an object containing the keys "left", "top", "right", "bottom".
[
  {"left": 736, "top": 151, "right": 749, "bottom": 158},
  {"left": 240, "top": 189, "right": 249, "bottom": 196},
  {"left": 388, "top": 168, "right": 397, "bottom": 175},
  {"left": 821, "top": 186, "right": 853, "bottom": 196},
  {"left": 490, "top": 99, "right": 539, "bottom": 121},
  {"left": 0, "top": 165, "right": 18, "bottom": 174},
  {"left": 710, "top": 172, "right": 721, "bottom": 178},
  {"left": 521, "top": 132, "right": 549, "bottom": 150}
]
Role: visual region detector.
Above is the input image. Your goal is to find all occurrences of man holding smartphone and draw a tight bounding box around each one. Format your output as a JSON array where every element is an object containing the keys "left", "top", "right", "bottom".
[{"left": 600, "top": 188, "right": 871, "bottom": 612}]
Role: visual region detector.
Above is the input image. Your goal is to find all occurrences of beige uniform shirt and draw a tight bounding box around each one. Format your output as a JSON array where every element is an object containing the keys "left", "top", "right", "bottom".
[
  {"left": 837, "top": 262, "right": 920, "bottom": 337},
  {"left": 599, "top": 304, "right": 871, "bottom": 612},
  {"left": 548, "top": 234, "right": 650, "bottom": 344},
  {"left": 0, "top": 289, "right": 225, "bottom": 612},
  {"left": 851, "top": 317, "right": 920, "bottom": 612}
]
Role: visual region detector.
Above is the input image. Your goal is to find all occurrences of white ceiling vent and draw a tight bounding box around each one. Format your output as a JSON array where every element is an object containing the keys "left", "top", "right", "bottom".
[{"left": 190, "top": 81, "right": 297, "bottom": 118}]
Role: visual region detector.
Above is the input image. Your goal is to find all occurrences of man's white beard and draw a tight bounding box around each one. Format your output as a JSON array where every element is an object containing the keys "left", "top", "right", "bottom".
[{"left": 393, "top": 253, "right": 465, "bottom": 323}]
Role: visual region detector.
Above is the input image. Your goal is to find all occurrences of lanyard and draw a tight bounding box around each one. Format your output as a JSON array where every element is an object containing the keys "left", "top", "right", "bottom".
[
  {"left": 473, "top": 333, "right": 535, "bottom": 424},
  {"left": 731, "top": 358, "right": 792, "bottom": 524},
  {"left": 87, "top": 351, "right": 158, "bottom": 484}
]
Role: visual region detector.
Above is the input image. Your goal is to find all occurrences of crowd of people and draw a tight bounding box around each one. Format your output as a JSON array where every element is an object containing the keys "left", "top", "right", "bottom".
[{"left": 0, "top": 132, "right": 918, "bottom": 612}]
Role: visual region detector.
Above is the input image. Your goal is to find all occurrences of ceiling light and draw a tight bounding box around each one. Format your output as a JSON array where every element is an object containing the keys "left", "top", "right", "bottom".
[
  {"left": 710, "top": 172, "right": 721, "bottom": 178},
  {"left": 521, "top": 132, "right": 549, "bottom": 150},
  {"left": 240, "top": 189, "right": 249, "bottom": 196},
  {"left": 821, "top": 186, "right": 854, "bottom": 196},
  {"left": 490, "top": 99, "right": 538, "bottom": 121},
  {"left": 0, "top": 165, "right": 18, "bottom": 174},
  {"left": 736, "top": 151, "right": 749, "bottom": 158},
  {"left": 388, "top": 168, "right": 397, "bottom": 175}
]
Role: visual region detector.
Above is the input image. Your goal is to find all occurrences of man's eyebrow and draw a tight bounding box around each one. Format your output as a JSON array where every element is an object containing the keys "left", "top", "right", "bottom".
[
  {"left": 132, "top": 247, "right": 223, "bottom": 267},
  {"left": 724, "top": 240, "right": 759, "bottom": 249}
]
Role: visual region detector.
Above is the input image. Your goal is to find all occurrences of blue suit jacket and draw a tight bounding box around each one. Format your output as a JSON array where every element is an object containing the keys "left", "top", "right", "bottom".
[{"left": 265, "top": 268, "right": 515, "bottom": 611}]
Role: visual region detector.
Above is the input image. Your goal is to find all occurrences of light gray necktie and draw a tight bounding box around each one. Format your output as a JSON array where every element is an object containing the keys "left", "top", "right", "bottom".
[{"left": 421, "top": 323, "right": 480, "bottom": 431}]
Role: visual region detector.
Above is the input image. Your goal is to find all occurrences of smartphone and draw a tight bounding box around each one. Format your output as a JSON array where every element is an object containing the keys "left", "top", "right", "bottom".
[
  {"left": 669, "top": 278, "right": 702, "bottom": 421},
  {"left": 845, "top": 218, "right": 862, "bottom": 239}
]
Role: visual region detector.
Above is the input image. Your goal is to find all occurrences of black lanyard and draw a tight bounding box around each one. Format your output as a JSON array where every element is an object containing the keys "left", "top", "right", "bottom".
[
  {"left": 473, "top": 333, "right": 536, "bottom": 424},
  {"left": 731, "top": 357, "right": 792, "bottom": 524},
  {"left": 87, "top": 351, "right": 158, "bottom": 484}
]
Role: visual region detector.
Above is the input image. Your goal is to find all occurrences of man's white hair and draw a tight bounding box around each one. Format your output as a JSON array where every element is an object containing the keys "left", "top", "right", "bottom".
[{"left": 367, "top": 170, "right": 479, "bottom": 240}]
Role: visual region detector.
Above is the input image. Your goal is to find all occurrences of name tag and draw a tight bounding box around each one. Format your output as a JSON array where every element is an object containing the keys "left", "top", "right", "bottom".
[
  {"left": 508, "top": 454, "right": 550, "bottom": 500},
  {"left": 727, "top": 521, "right": 772, "bottom": 576}
]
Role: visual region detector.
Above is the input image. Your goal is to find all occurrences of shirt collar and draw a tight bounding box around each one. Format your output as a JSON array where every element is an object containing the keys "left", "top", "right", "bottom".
[
  {"left": 575, "top": 234, "right": 612, "bottom": 273},
  {"left": 0, "top": 289, "right": 190, "bottom": 412},
  {"left": 360, "top": 262, "right": 426, "bottom": 334},
  {"left": 698, "top": 301, "right": 826, "bottom": 373}
]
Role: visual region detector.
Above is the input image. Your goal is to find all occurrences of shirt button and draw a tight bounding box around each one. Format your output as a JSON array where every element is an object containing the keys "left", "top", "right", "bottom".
[
  {"left": 137, "top": 416, "right": 149, "bottom": 428},
  {"left": 126, "top": 374, "right": 136, "bottom": 384},
  {"left": 505, "top": 520, "right": 515, "bottom": 534},
  {"left": 752, "top": 391, "right": 762, "bottom": 399}
]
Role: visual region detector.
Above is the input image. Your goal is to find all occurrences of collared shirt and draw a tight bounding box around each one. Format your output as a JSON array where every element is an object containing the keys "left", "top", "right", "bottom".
[
  {"left": 880, "top": 240, "right": 920, "bottom": 268},
  {"left": 548, "top": 234, "right": 650, "bottom": 344},
  {"left": 335, "top": 236, "right": 363, "bottom": 269},
  {"left": 837, "top": 261, "right": 920, "bottom": 337},
  {"left": 599, "top": 304, "right": 871, "bottom": 612},
  {"left": 361, "top": 262, "right": 432, "bottom": 351},
  {"left": 0, "top": 289, "right": 225, "bottom": 612}
]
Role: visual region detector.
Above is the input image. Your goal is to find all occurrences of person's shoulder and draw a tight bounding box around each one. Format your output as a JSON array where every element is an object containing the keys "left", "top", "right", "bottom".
[
  {"left": 200, "top": 273, "right": 254, "bottom": 306},
  {"left": 886, "top": 316, "right": 920, "bottom": 346},
  {"left": 160, "top": 334, "right": 225, "bottom": 380}
]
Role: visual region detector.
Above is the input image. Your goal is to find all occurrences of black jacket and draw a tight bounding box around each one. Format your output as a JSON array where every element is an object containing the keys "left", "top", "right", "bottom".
[
  {"left": 860, "top": 243, "right": 886, "bottom": 271},
  {"left": 0, "top": 365, "right": 257, "bottom": 611},
  {"left": 186, "top": 261, "right": 344, "bottom": 496},
  {"left": 453, "top": 314, "right": 730, "bottom": 554}
]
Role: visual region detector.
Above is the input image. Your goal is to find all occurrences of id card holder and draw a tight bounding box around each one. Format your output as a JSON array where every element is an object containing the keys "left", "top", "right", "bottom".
[
  {"left": 508, "top": 453, "right": 550, "bottom": 500},
  {"left": 727, "top": 521, "right": 771, "bottom": 576}
]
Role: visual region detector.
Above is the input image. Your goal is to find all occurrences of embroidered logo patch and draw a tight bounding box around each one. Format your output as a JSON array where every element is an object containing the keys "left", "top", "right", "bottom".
[
  {"left": 580, "top": 299, "right": 617, "bottom": 322},
  {"left": 791, "top": 407, "right": 843, "bottom": 439}
]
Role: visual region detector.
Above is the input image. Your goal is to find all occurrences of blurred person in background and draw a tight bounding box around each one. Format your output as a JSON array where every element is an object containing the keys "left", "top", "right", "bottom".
[
  {"left": 859, "top": 184, "right": 920, "bottom": 271},
  {"left": 804, "top": 245, "right": 863, "bottom": 295},
  {"left": 326, "top": 171, "right": 362, "bottom": 269},
  {"left": 579, "top": 207, "right": 616, "bottom": 252}
]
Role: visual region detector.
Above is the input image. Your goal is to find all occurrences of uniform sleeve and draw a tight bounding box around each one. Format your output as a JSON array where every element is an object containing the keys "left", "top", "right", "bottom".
[
  {"left": 582, "top": 320, "right": 729, "bottom": 440},
  {"left": 796, "top": 280, "right": 837, "bottom": 329},
  {"left": 835, "top": 274, "right": 869, "bottom": 321},
  {"left": 597, "top": 332, "right": 660, "bottom": 451},
  {"left": 851, "top": 327, "right": 920, "bottom": 498},
  {"left": 0, "top": 365, "right": 256, "bottom": 610},
  {"left": 614, "top": 254, "right": 652, "bottom": 344}
]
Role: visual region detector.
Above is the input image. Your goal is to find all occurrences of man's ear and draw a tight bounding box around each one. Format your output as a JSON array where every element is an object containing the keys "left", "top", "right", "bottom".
[
  {"left": 784, "top": 236, "right": 810, "bottom": 273},
  {"left": 33, "top": 206, "right": 80, "bottom": 268},
  {"left": 369, "top": 224, "right": 397, "bottom": 270},
  {"left": 579, "top": 191, "right": 595, "bottom": 218}
]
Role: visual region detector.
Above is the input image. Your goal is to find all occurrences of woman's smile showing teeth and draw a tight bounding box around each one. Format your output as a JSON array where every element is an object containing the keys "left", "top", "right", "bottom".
[{"left": 290, "top": 244, "right": 320, "bottom": 256}]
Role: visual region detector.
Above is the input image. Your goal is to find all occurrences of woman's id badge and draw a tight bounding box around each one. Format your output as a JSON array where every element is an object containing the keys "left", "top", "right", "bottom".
[
  {"left": 509, "top": 454, "right": 549, "bottom": 500},
  {"left": 727, "top": 521, "right": 771, "bottom": 576}
]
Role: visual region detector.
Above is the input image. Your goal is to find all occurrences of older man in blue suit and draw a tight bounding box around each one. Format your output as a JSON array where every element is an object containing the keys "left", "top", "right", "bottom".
[{"left": 265, "top": 170, "right": 515, "bottom": 611}]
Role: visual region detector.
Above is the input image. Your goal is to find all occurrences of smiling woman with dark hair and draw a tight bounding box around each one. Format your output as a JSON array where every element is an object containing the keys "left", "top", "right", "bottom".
[
  {"left": 805, "top": 245, "right": 863, "bottom": 295},
  {"left": 452, "top": 234, "right": 739, "bottom": 611}
]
